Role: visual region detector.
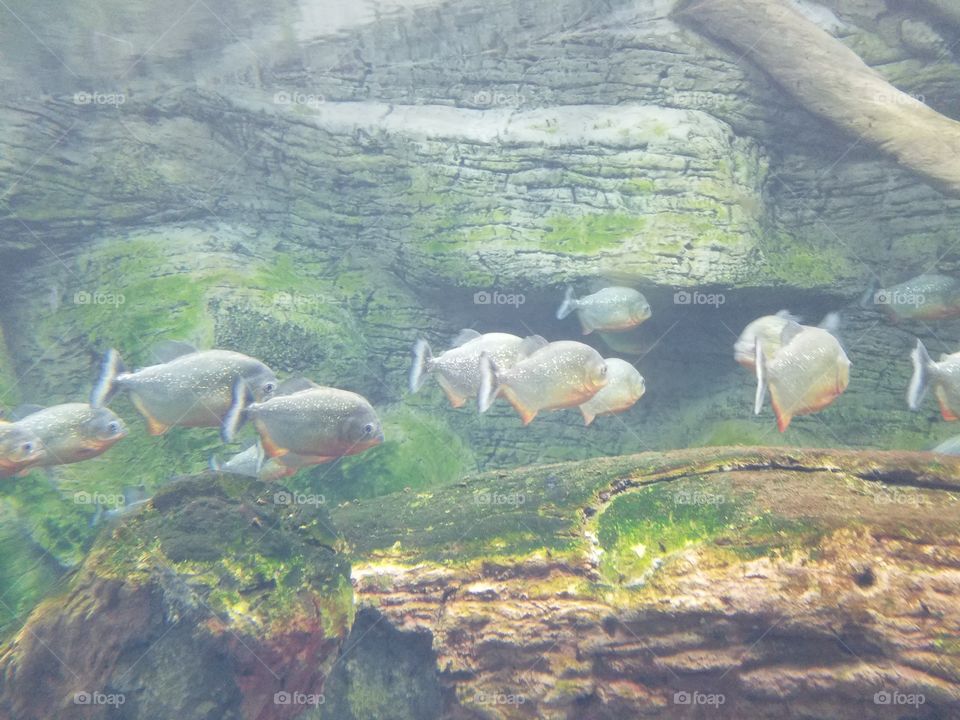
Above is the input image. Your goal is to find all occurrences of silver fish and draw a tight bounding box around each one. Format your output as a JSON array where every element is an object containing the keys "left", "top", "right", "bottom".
[
  {"left": 223, "top": 380, "right": 384, "bottom": 463},
  {"left": 869, "top": 273, "right": 960, "bottom": 322},
  {"left": 210, "top": 442, "right": 308, "bottom": 481},
  {"left": 11, "top": 403, "right": 127, "bottom": 467},
  {"left": 578, "top": 358, "right": 645, "bottom": 426},
  {"left": 735, "top": 311, "right": 839, "bottom": 371},
  {"left": 556, "top": 286, "right": 651, "bottom": 334},
  {"left": 908, "top": 340, "right": 960, "bottom": 421},
  {"left": 92, "top": 341, "right": 277, "bottom": 436},
  {"left": 409, "top": 330, "right": 547, "bottom": 408},
  {"left": 478, "top": 340, "right": 608, "bottom": 425},
  {"left": 0, "top": 422, "right": 44, "bottom": 478},
  {"left": 754, "top": 321, "right": 850, "bottom": 432}
]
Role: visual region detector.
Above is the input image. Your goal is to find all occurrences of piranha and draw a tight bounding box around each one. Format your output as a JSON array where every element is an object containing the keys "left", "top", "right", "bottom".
[
  {"left": 409, "top": 330, "right": 548, "bottom": 408},
  {"left": 578, "top": 358, "right": 645, "bottom": 426},
  {"left": 907, "top": 340, "right": 960, "bottom": 421},
  {"left": 222, "top": 378, "right": 384, "bottom": 464},
  {"left": 10, "top": 404, "right": 127, "bottom": 467},
  {"left": 754, "top": 321, "right": 851, "bottom": 432},
  {"left": 478, "top": 340, "right": 608, "bottom": 425},
  {"left": 556, "top": 286, "right": 651, "bottom": 335},
  {"left": 734, "top": 310, "right": 801, "bottom": 370},
  {"left": 91, "top": 341, "right": 278, "bottom": 436},
  {"left": 210, "top": 441, "right": 309, "bottom": 481},
  {"left": 868, "top": 273, "right": 960, "bottom": 322},
  {"left": 0, "top": 423, "right": 44, "bottom": 478},
  {"left": 734, "top": 311, "right": 840, "bottom": 372}
]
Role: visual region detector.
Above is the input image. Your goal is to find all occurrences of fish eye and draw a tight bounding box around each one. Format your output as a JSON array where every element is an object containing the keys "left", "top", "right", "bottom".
[
  {"left": 22, "top": 442, "right": 34, "bottom": 454},
  {"left": 600, "top": 365, "right": 608, "bottom": 376},
  {"left": 263, "top": 381, "right": 276, "bottom": 394},
  {"left": 363, "top": 423, "right": 375, "bottom": 435},
  {"left": 108, "top": 421, "right": 121, "bottom": 434}
]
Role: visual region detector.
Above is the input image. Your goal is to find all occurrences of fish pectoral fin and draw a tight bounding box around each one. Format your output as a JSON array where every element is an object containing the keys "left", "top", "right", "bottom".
[
  {"left": 260, "top": 433, "right": 289, "bottom": 459},
  {"left": 938, "top": 398, "right": 959, "bottom": 422},
  {"left": 580, "top": 407, "right": 596, "bottom": 426},
  {"left": 436, "top": 376, "right": 468, "bottom": 409},
  {"left": 768, "top": 388, "right": 792, "bottom": 432},
  {"left": 131, "top": 396, "right": 170, "bottom": 436}
]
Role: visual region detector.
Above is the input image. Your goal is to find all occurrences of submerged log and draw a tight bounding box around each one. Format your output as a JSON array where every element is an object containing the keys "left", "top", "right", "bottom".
[{"left": 676, "top": 0, "right": 960, "bottom": 197}]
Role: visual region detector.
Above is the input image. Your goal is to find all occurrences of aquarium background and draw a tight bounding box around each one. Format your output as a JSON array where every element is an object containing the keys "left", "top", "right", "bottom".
[{"left": 0, "top": 0, "right": 959, "bottom": 718}]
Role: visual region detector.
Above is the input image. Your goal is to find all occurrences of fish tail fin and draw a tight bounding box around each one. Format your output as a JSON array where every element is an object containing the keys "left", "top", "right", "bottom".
[
  {"left": 478, "top": 352, "right": 502, "bottom": 413},
  {"left": 221, "top": 378, "right": 254, "bottom": 443},
  {"left": 88, "top": 499, "right": 104, "bottom": 528},
  {"left": 209, "top": 454, "right": 222, "bottom": 473},
  {"left": 91, "top": 349, "right": 127, "bottom": 408},
  {"left": 908, "top": 339, "right": 935, "bottom": 410},
  {"left": 556, "top": 286, "right": 577, "bottom": 320},
  {"left": 409, "top": 339, "right": 434, "bottom": 393},
  {"left": 753, "top": 339, "right": 767, "bottom": 415}
]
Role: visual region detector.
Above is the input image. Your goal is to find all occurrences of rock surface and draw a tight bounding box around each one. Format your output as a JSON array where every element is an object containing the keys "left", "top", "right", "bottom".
[
  {"left": 0, "top": 473, "right": 353, "bottom": 720},
  {"left": 331, "top": 446, "right": 960, "bottom": 719}
]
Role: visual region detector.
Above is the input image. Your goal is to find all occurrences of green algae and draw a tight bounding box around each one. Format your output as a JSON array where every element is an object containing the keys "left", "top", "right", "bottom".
[{"left": 540, "top": 212, "right": 648, "bottom": 254}]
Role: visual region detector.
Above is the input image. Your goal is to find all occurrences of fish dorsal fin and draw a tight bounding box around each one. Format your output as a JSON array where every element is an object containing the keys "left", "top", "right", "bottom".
[
  {"left": 818, "top": 312, "right": 841, "bottom": 335},
  {"left": 774, "top": 309, "right": 802, "bottom": 323},
  {"left": 779, "top": 321, "right": 804, "bottom": 346},
  {"left": 11, "top": 404, "right": 45, "bottom": 421},
  {"left": 519, "top": 335, "right": 549, "bottom": 356},
  {"left": 274, "top": 377, "right": 319, "bottom": 396},
  {"left": 150, "top": 340, "right": 199, "bottom": 364},
  {"left": 450, "top": 329, "right": 482, "bottom": 347}
]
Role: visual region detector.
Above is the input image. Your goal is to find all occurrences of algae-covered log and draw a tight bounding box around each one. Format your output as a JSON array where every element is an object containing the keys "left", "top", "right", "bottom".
[
  {"left": 0, "top": 474, "right": 353, "bottom": 720},
  {"left": 332, "top": 447, "right": 960, "bottom": 719},
  {"left": 677, "top": 0, "right": 960, "bottom": 197}
]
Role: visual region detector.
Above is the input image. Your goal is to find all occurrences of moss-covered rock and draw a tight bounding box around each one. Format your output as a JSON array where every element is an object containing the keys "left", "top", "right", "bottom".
[
  {"left": 0, "top": 472, "right": 353, "bottom": 720},
  {"left": 334, "top": 446, "right": 960, "bottom": 719}
]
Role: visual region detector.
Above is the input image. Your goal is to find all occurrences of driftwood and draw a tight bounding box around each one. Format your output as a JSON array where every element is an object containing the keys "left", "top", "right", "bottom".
[{"left": 677, "top": 0, "right": 960, "bottom": 197}]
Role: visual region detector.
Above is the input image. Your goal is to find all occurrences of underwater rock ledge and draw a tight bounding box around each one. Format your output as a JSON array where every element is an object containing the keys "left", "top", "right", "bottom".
[
  {"left": 0, "top": 447, "right": 956, "bottom": 719},
  {"left": 332, "top": 446, "right": 960, "bottom": 719}
]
